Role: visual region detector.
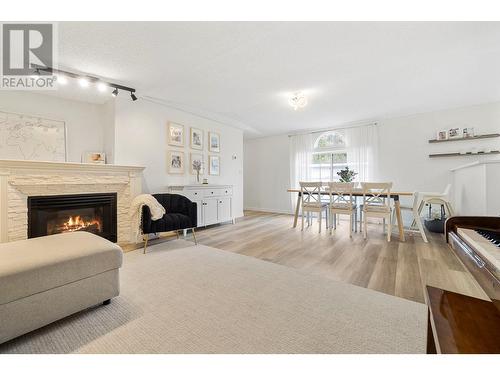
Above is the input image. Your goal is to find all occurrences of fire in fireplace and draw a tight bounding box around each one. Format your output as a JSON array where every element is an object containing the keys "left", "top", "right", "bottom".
[{"left": 28, "top": 193, "right": 117, "bottom": 242}]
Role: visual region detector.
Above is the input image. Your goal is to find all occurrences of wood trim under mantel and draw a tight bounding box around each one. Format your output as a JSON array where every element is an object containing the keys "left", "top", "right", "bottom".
[{"left": 0, "top": 159, "right": 145, "bottom": 174}]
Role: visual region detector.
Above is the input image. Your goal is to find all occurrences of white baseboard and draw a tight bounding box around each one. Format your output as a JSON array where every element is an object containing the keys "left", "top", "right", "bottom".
[{"left": 244, "top": 207, "right": 294, "bottom": 215}]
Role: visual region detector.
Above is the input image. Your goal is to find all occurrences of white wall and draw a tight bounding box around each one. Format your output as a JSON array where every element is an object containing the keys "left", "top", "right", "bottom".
[
  {"left": 113, "top": 97, "right": 244, "bottom": 218},
  {"left": 244, "top": 134, "right": 291, "bottom": 213},
  {"left": 0, "top": 91, "right": 107, "bottom": 162},
  {"left": 244, "top": 101, "right": 500, "bottom": 214}
]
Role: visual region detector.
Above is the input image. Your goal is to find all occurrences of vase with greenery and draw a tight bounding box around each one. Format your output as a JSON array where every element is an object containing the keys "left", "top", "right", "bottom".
[
  {"left": 193, "top": 160, "right": 202, "bottom": 183},
  {"left": 337, "top": 167, "right": 357, "bottom": 183}
]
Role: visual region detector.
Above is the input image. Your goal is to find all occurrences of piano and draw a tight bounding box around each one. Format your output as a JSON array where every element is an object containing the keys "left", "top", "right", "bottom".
[{"left": 425, "top": 216, "right": 500, "bottom": 354}]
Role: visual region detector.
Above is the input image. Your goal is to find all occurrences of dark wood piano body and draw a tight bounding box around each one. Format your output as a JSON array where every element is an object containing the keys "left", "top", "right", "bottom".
[{"left": 426, "top": 216, "right": 500, "bottom": 354}]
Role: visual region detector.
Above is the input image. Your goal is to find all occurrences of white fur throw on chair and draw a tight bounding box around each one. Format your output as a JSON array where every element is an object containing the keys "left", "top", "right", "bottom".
[{"left": 130, "top": 194, "right": 166, "bottom": 243}]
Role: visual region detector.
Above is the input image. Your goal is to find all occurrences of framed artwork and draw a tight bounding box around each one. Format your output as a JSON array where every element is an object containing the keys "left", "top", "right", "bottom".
[
  {"left": 167, "top": 122, "right": 184, "bottom": 147},
  {"left": 448, "top": 127, "right": 462, "bottom": 139},
  {"left": 209, "top": 131, "right": 220, "bottom": 153},
  {"left": 190, "top": 153, "right": 204, "bottom": 175},
  {"left": 190, "top": 127, "right": 203, "bottom": 150},
  {"left": 82, "top": 151, "right": 106, "bottom": 164},
  {"left": 436, "top": 130, "right": 448, "bottom": 141},
  {"left": 168, "top": 151, "right": 184, "bottom": 174},
  {"left": 209, "top": 155, "right": 220, "bottom": 176}
]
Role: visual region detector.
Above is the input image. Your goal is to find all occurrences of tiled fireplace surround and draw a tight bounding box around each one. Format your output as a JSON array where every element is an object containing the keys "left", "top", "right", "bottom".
[{"left": 0, "top": 160, "right": 144, "bottom": 245}]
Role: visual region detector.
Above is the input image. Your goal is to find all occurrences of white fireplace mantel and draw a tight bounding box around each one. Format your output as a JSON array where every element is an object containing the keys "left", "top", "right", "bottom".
[{"left": 0, "top": 159, "right": 145, "bottom": 244}]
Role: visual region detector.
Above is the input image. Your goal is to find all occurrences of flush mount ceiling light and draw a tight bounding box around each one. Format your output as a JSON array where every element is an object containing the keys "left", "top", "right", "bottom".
[
  {"left": 31, "top": 64, "right": 138, "bottom": 102},
  {"left": 289, "top": 91, "right": 308, "bottom": 111}
]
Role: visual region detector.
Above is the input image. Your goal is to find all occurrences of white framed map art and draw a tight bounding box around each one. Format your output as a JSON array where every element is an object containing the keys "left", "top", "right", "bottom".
[{"left": 0, "top": 110, "right": 67, "bottom": 162}]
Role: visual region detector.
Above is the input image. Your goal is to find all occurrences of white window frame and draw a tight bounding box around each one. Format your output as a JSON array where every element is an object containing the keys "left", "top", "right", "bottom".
[{"left": 311, "top": 131, "right": 347, "bottom": 181}]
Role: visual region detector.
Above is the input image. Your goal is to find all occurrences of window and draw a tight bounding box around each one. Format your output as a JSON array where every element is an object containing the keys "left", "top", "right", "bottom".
[{"left": 311, "top": 131, "right": 347, "bottom": 181}]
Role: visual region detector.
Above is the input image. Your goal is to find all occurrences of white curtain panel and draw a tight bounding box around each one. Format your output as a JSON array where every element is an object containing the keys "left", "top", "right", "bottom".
[
  {"left": 344, "top": 124, "right": 379, "bottom": 183},
  {"left": 289, "top": 133, "right": 313, "bottom": 208}
]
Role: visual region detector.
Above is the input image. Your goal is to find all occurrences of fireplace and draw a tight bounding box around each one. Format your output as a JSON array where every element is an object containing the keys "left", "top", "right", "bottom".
[{"left": 28, "top": 193, "right": 117, "bottom": 242}]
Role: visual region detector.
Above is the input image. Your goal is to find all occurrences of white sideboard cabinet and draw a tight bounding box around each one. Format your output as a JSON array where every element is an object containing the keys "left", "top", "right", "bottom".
[{"left": 168, "top": 184, "right": 234, "bottom": 227}]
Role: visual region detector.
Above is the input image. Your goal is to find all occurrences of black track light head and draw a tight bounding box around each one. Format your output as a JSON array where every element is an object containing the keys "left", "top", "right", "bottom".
[
  {"left": 111, "top": 88, "right": 119, "bottom": 97},
  {"left": 130, "top": 92, "right": 137, "bottom": 101}
]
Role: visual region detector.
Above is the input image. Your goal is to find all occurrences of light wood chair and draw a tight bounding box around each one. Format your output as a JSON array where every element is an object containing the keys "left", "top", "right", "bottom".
[
  {"left": 327, "top": 182, "right": 357, "bottom": 236},
  {"left": 361, "top": 182, "right": 393, "bottom": 242},
  {"left": 299, "top": 181, "right": 329, "bottom": 233},
  {"left": 392, "top": 192, "right": 428, "bottom": 243}
]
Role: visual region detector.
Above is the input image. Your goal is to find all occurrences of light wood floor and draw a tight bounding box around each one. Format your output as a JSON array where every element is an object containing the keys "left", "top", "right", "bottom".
[{"left": 185, "top": 210, "right": 487, "bottom": 304}]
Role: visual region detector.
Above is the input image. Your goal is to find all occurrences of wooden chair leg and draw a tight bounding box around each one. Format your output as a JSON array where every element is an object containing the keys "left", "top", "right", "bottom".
[
  {"left": 143, "top": 235, "right": 149, "bottom": 254},
  {"left": 301, "top": 210, "right": 305, "bottom": 231},
  {"left": 363, "top": 216, "right": 367, "bottom": 239},
  {"left": 191, "top": 228, "right": 198, "bottom": 245}
]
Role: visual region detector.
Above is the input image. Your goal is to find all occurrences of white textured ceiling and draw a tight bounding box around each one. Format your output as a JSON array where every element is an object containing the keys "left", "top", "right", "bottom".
[{"left": 55, "top": 22, "right": 500, "bottom": 137}]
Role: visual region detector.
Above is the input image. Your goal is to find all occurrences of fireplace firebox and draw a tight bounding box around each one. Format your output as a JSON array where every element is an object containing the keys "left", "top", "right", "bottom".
[{"left": 28, "top": 193, "right": 117, "bottom": 242}]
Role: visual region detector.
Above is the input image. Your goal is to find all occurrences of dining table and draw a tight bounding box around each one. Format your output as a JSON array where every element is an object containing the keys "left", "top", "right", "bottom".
[{"left": 287, "top": 188, "right": 414, "bottom": 241}]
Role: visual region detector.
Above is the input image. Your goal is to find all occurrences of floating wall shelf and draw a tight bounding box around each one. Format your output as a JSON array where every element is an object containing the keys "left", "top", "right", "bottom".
[
  {"left": 429, "top": 150, "right": 500, "bottom": 158},
  {"left": 428, "top": 133, "right": 500, "bottom": 143}
]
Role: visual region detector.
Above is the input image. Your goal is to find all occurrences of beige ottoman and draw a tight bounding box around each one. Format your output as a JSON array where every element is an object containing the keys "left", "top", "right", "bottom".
[{"left": 0, "top": 232, "right": 123, "bottom": 344}]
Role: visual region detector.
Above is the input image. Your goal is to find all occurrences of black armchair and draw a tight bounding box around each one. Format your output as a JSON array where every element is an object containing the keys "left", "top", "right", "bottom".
[{"left": 141, "top": 193, "right": 197, "bottom": 253}]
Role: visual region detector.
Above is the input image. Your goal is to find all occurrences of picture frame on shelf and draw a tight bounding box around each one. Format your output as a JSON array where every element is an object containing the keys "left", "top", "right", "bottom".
[
  {"left": 209, "top": 155, "right": 220, "bottom": 176},
  {"left": 82, "top": 152, "right": 106, "bottom": 164},
  {"left": 209, "top": 131, "right": 220, "bottom": 153},
  {"left": 190, "top": 127, "right": 203, "bottom": 150},
  {"left": 436, "top": 130, "right": 448, "bottom": 141},
  {"left": 168, "top": 151, "right": 184, "bottom": 174},
  {"left": 167, "top": 122, "right": 184, "bottom": 147},
  {"left": 463, "top": 127, "right": 475, "bottom": 138},
  {"left": 190, "top": 152, "right": 204, "bottom": 175},
  {"left": 448, "top": 127, "right": 462, "bottom": 139}
]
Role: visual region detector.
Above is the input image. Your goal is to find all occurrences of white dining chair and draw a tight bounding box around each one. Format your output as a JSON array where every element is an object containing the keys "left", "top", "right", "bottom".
[
  {"left": 392, "top": 192, "right": 428, "bottom": 243},
  {"left": 327, "top": 182, "right": 357, "bottom": 236},
  {"left": 361, "top": 182, "right": 393, "bottom": 242},
  {"left": 299, "top": 181, "right": 329, "bottom": 233},
  {"left": 415, "top": 184, "right": 454, "bottom": 220}
]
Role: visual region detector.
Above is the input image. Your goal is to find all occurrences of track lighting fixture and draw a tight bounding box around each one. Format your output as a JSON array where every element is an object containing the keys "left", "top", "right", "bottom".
[{"left": 30, "top": 64, "right": 138, "bottom": 102}]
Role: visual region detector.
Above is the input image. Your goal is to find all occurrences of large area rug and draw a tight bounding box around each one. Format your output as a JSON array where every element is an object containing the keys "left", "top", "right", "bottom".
[{"left": 0, "top": 240, "right": 427, "bottom": 354}]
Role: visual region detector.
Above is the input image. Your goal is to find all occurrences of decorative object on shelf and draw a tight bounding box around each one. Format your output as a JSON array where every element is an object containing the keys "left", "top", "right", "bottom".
[
  {"left": 202, "top": 178, "right": 208, "bottom": 184},
  {"left": 463, "top": 127, "right": 475, "bottom": 138},
  {"left": 168, "top": 151, "right": 184, "bottom": 174},
  {"left": 190, "top": 153, "right": 204, "bottom": 182},
  {"left": 82, "top": 152, "right": 105, "bottom": 164},
  {"left": 337, "top": 166, "right": 358, "bottom": 183},
  {"left": 190, "top": 127, "right": 203, "bottom": 150},
  {"left": 436, "top": 130, "right": 448, "bottom": 141},
  {"left": 167, "top": 122, "right": 184, "bottom": 147},
  {"left": 209, "top": 131, "right": 220, "bottom": 153},
  {"left": 0, "top": 110, "right": 66, "bottom": 162},
  {"left": 448, "top": 127, "right": 462, "bottom": 139},
  {"left": 209, "top": 155, "right": 220, "bottom": 176},
  {"left": 428, "top": 133, "right": 500, "bottom": 143}
]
